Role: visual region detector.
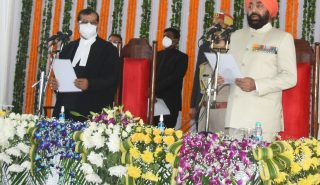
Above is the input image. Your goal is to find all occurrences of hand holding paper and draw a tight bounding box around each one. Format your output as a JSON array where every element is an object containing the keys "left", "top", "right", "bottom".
[
  {"left": 53, "top": 59, "right": 81, "bottom": 92},
  {"left": 204, "top": 53, "right": 243, "bottom": 84}
]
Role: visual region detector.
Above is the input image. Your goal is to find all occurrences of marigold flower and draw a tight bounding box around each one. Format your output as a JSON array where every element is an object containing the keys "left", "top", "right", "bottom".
[
  {"left": 145, "top": 127, "right": 152, "bottom": 134},
  {"left": 153, "top": 135, "right": 162, "bottom": 144},
  {"left": 142, "top": 172, "right": 158, "bottom": 182},
  {"left": 165, "top": 153, "right": 175, "bottom": 166},
  {"left": 153, "top": 128, "right": 161, "bottom": 135},
  {"left": 164, "top": 136, "right": 175, "bottom": 146},
  {"left": 164, "top": 128, "right": 175, "bottom": 135},
  {"left": 127, "top": 165, "right": 141, "bottom": 178},
  {"left": 291, "top": 162, "right": 302, "bottom": 174},
  {"left": 175, "top": 130, "right": 183, "bottom": 139},
  {"left": 144, "top": 135, "right": 152, "bottom": 144},
  {"left": 141, "top": 150, "right": 154, "bottom": 164},
  {"left": 129, "top": 148, "right": 140, "bottom": 159}
]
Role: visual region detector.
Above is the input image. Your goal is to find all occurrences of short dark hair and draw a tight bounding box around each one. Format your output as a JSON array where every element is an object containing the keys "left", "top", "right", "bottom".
[
  {"left": 77, "top": 8, "right": 99, "bottom": 22},
  {"left": 164, "top": 27, "right": 180, "bottom": 39},
  {"left": 108, "top": 33, "right": 123, "bottom": 41}
]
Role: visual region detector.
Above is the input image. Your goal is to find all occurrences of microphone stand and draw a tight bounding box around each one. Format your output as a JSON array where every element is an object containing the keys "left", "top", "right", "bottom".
[
  {"left": 33, "top": 41, "right": 63, "bottom": 116},
  {"left": 204, "top": 39, "right": 229, "bottom": 132}
]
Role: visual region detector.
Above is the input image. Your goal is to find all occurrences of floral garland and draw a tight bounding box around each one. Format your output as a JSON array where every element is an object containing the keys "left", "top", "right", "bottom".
[
  {"left": 35, "top": 0, "right": 53, "bottom": 111},
  {"left": 202, "top": 0, "right": 215, "bottom": 35},
  {"left": 302, "top": 0, "right": 316, "bottom": 44},
  {"left": 111, "top": 0, "right": 124, "bottom": 34},
  {"left": 139, "top": 0, "right": 152, "bottom": 39},
  {"left": 271, "top": 0, "right": 280, "bottom": 28},
  {"left": 87, "top": 0, "right": 97, "bottom": 11},
  {"left": 62, "top": 0, "right": 73, "bottom": 33},
  {"left": 156, "top": 0, "right": 168, "bottom": 51},
  {"left": 12, "top": 0, "right": 33, "bottom": 113},
  {"left": 233, "top": 0, "right": 245, "bottom": 29},
  {"left": 170, "top": 0, "right": 182, "bottom": 29}
]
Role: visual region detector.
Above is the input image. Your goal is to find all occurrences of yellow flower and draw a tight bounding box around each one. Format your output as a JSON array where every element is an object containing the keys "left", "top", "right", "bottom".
[
  {"left": 145, "top": 127, "right": 152, "bottom": 134},
  {"left": 300, "top": 159, "right": 312, "bottom": 171},
  {"left": 274, "top": 172, "right": 287, "bottom": 183},
  {"left": 155, "top": 147, "right": 162, "bottom": 154},
  {"left": 297, "top": 178, "right": 309, "bottom": 185},
  {"left": 163, "top": 136, "right": 175, "bottom": 146},
  {"left": 164, "top": 128, "right": 175, "bottom": 135},
  {"left": 175, "top": 130, "right": 183, "bottom": 139},
  {"left": 136, "top": 127, "right": 142, "bottom": 132},
  {"left": 141, "top": 150, "right": 154, "bottom": 164},
  {"left": 301, "top": 146, "right": 312, "bottom": 157},
  {"left": 311, "top": 157, "right": 318, "bottom": 167},
  {"left": 153, "top": 128, "right": 161, "bottom": 135},
  {"left": 165, "top": 153, "right": 175, "bottom": 166},
  {"left": 131, "top": 133, "right": 139, "bottom": 142},
  {"left": 0, "top": 110, "right": 6, "bottom": 117},
  {"left": 144, "top": 135, "right": 152, "bottom": 144},
  {"left": 127, "top": 165, "right": 141, "bottom": 178},
  {"left": 142, "top": 172, "right": 158, "bottom": 182},
  {"left": 316, "top": 145, "right": 320, "bottom": 156},
  {"left": 130, "top": 147, "right": 140, "bottom": 159},
  {"left": 291, "top": 162, "right": 302, "bottom": 174},
  {"left": 153, "top": 135, "right": 162, "bottom": 144}
]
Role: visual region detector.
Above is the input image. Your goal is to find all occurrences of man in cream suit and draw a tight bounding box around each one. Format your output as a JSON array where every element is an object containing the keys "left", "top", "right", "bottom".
[{"left": 220, "top": 0, "right": 297, "bottom": 141}]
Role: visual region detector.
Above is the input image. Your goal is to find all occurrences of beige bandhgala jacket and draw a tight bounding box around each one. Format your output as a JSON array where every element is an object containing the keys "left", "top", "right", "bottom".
[{"left": 225, "top": 23, "right": 297, "bottom": 133}]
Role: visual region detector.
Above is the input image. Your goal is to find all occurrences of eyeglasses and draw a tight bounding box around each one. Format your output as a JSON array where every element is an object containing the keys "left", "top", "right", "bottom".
[
  {"left": 79, "top": 20, "right": 98, "bottom": 25},
  {"left": 247, "top": 2, "right": 265, "bottom": 11}
]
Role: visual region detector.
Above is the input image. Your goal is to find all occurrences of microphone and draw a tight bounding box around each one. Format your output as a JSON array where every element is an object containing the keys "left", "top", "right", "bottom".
[
  {"left": 206, "top": 24, "right": 222, "bottom": 36},
  {"left": 59, "top": 30, "right": 73, "bottom": 42},
  {"left": 47, "top": 31, "right": 63, "bottom": 42},
  {"left": 220, "top": 26, "right": 236, "bottom": 39}
]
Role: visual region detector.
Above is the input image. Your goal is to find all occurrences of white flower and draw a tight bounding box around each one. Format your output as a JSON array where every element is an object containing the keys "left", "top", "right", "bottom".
[
  {"left": 83, "top": 129, "right": 95, "bottom": 149},
  {"left": 0, "top": 152, "right": 12, "bottom": 164},
  {"left": 85, "top": 173, "right": 102, "bottom": 183},
  {"left": 92, "top": 132, "right": 106, "bottom": 149},
  {"left": 8, "top": 164, "right": 24, "bottom": 173},
  {"left": 107, "top": 134, "right": 120, "bottom": 153},
  {"left": 112, "top": 125, "right": 120, "bottom": 135},
  {"left": 17, "top": 143, "right": 30, "bottom": 154},
  {"left": 125, "top": 124, "right": 133, "bottom": 133},
  {"left": 105, "top": 128, "right": 112, "bottom": 135},
  {"left": 6, "top": 147, "right": 21, "bottom": 157},
  {"left": 122, "top": 131, "right": 128, "bottom": 138},
  {"left": 108, "top": 165, "right": 127, "bottom": 177},
  {"left": 87, "top": 152, "right": 104, "bottom": 167},
  {"left": 21, "top": 161, "right": 31, "bottom": 170},
  {"left": 16, "top": 125, "right": 27, "bottom": 139},
  {"left": 80, "top": 163, "right": 94, "bottom": 174},
  {"left": 28, "top": 121, "right": 35, "bottom": 128},
  {"left": 108, "top": 124, "right": 114, "bottom": 129},
  {"left": 125, "top": 111, "right": 132, "bottom": 118}
]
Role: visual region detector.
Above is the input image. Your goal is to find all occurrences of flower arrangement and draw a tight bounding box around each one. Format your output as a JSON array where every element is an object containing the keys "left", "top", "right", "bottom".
[
  {"left": 73, "top": 106, "right": 142, "bottom": 184},
  {"left": 176, "top": 133, "right": 260, "bottom": 185},
  {"left": 121, "top": 126, "right": 183, "bottom": 185},
  {"left": 254, "top": 138, "right": 320, "bottom": 185},
  {"left": 0, "top": 113, "right": 39, "bottom": 184}
]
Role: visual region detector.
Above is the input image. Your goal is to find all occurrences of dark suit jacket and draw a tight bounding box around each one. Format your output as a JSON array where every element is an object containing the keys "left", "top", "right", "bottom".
[
  {"left": 156, "top": 48, "right": 188, "bottom": 114},
  {"left": 53, "top": 37, "right": 120, "bottom": 120}
]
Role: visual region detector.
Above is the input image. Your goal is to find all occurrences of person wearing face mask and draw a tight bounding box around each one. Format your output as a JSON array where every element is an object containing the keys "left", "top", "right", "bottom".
[
  {"left": 108, "top": 34, "right": 122, "bottom": 48},
  {"left": 154, "top": 28, "right": 188, "bottom": 128},
  {"left": 218, "top": 0, "right": 297, "bottom": 141},
  {"left": 190, "top": 12, "right": 234, "bottom": 133},
  {"left": 51, "top": 8, "right": 120, "bottom": 121}
]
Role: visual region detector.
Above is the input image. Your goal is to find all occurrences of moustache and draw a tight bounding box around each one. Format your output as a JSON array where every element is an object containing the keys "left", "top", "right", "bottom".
[{"left": 249, "top": 13, "right": 262, "bottom": 19}]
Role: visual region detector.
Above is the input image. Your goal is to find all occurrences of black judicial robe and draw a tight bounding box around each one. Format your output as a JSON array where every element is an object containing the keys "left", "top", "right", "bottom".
[{"left": 53, "top": 37, "right": 120, "bottom": 121}]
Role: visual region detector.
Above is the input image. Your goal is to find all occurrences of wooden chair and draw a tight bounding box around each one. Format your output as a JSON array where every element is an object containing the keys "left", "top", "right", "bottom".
[
  {"left": 120, "top": 39, "right": 157, "bottom": 124},
  {"left": 280, "top": 40, "right": 319, "bottom": 139}
]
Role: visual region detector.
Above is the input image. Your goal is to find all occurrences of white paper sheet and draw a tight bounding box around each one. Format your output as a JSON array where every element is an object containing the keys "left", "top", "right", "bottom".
[
  {"left": 52, "top": 59, "right": 81, "bottom": 92},
  {"left": 204, "top": 53, "right": 243, "bottom": 84},
  {"left": 154, "top": 98, "right": 170, "bottom": 116}
]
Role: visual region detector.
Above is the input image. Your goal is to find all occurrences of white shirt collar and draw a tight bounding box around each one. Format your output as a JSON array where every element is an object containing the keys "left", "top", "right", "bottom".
[
  {"left": 250, "top": 22, "right": 273, "bottom": 33},
  {"left": 71, "top": 35, "right": 97, "bottom": 67}
]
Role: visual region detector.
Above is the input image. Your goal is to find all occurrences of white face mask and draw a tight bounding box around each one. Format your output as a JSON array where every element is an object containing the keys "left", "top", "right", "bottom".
[
  {"left": 162, "top": 36, "right": 173, "bottom": 48},
  {"left": 79, "top": 23, "right": 97, "bottom": 40}
]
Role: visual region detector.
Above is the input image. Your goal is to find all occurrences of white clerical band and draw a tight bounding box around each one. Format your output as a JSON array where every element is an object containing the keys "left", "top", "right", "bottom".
[{"left": 72, "top": 35, "right": 96, "bottom": 67}]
